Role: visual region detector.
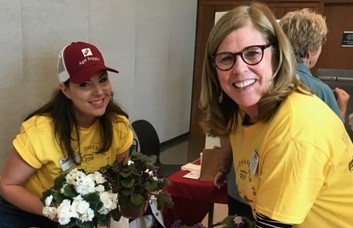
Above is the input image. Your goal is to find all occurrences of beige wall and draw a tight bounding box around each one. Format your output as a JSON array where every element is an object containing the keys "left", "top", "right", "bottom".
[{"left": 0, "top": 0, "right": 197, "bottom": 170}]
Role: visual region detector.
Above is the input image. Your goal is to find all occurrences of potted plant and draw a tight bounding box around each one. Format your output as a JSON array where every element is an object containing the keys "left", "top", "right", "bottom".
[{"left": 103, "top": 152, "right": 174, "bottom": 220}]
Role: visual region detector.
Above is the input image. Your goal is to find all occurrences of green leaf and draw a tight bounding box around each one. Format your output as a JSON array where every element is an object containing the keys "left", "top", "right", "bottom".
[
  {"left": 156, "top": 191, "right": 174, "bottom": 209},
  {"left": 62, "top": 184, "right": 78, "bottom": 198},
  {"left": 121, "top": 178, "right": 135, "bottom": 188},
  {"left": 83, "top": 193, "right": 101, "bottom": 211},
  {"left": 110, "top": 207, "right": 122, "bottom": 222},
  {"left": 145, "top": 182, "right": 157, "bottom": 192},
  {"left": 130, "top": 194, "right": 145, "bottom": 207}
]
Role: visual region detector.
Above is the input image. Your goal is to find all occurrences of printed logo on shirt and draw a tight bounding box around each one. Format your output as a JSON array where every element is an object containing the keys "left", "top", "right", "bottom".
[{"left": 348, "top": 157, "right": 353, "bottom": 172}]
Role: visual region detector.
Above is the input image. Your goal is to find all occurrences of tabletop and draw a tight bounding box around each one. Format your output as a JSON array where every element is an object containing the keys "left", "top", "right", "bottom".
[{"left": 163, "top": 163, "right": 228, "bottom": 227}]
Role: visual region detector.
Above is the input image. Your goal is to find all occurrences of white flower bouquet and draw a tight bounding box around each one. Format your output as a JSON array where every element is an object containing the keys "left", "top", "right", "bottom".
[{"left": 41, "top": 168, "right": 119, "bottom": 228}]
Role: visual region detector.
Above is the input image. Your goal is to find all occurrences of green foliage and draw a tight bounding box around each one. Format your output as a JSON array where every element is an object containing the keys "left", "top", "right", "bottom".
[{"left": 102, "top": 152, "right": 174, "bottom": 219}]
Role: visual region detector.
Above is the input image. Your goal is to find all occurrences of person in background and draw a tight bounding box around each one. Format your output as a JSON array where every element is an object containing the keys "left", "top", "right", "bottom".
[
  {"left": 279, "top": 8, "right": 350, "bottom": 120},
  {"left": 0, "top": 41, "right": 133, "bottom": 227},
  {"left": 201, "top": 2, "right": 353, "bottom": 227}
]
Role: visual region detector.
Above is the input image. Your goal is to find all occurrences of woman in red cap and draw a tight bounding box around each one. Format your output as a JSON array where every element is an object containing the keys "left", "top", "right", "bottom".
[{"left": 0, "top": 41, "right": 133, "bottom": 227}]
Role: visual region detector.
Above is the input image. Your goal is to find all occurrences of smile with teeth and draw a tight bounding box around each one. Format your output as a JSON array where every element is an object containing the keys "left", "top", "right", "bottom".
[
  {"left": 90, "top": 99, "right": 104, "bottom": 105},
  {"left": 233, "top": 79, "right": 256, "bottom": 88}
]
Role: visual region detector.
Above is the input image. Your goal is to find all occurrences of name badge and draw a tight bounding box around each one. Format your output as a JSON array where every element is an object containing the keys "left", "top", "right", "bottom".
[
  {"left": 59, "top": 153, "right": 81, "bottom": 171},
  {"left": 250, "top": 150, "right": 259, "bottom": 176}
]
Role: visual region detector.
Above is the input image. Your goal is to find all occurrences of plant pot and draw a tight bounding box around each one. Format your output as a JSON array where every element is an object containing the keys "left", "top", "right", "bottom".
[{"left": 120, "top": 200, "right": 149, "bottom": 219}]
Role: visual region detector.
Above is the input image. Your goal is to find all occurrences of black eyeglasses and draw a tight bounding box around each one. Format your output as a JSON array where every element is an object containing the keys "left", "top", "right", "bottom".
[{"left": 213, "top": 44, "right": 272, "bottom": 71}]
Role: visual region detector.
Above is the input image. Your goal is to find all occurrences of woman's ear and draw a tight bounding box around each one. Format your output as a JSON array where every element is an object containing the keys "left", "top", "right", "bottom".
[
  {"left": 60, "top": 83, "right": 72, "bottom": 99},
  {"left": 305, "top": 51, "right": 310, "bottom": 59}
]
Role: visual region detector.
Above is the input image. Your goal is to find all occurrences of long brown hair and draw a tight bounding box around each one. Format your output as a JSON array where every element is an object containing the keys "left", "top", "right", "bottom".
[{"left": 25, "top": 83, "right": 128, "bottom": 165}]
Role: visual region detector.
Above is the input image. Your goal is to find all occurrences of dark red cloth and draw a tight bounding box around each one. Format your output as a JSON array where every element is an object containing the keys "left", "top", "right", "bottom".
[{"left": 163, "top": 168, "right": 228, "bottom": 227}]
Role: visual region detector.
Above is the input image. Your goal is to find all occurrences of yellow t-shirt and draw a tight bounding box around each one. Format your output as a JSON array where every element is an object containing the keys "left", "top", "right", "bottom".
[
  {"left": 13, "top": 115, "right": 133, "bottom": 198},
  {"left": 231, "top": 92, "right": 353, "bottom": 228}
]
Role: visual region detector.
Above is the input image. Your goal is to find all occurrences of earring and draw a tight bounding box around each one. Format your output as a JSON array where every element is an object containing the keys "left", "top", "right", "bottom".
[{"left": 218, "top": 90, "right": 223, "bottom": 103}]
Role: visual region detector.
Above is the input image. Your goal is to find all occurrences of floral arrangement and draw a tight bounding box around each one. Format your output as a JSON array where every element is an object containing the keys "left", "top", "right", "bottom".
[
  {"left": 103, "top": 152, "right": 174, "bottom": 218},
  {"left": 212, "top": 215, "right": 255, "bottom": 228},
  {"left": 41, "top": 168, "right": 119, "bottom": 228},
  {"left": 41, "top": 152, "right": 174, "bottom": 227}
]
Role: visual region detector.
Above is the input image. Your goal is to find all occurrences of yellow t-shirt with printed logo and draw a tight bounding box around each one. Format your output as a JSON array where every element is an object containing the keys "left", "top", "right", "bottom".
[
  {"left": 13, "top": 115, "right": 133, "bottom": 198},
  {"left": 231, "top": 92, "right": 353, "bottom": 228}
]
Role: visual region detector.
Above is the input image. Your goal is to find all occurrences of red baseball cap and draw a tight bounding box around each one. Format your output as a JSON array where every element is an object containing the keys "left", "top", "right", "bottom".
[{"left": 57, "top": 41, "right": 119, "bottom": 83}]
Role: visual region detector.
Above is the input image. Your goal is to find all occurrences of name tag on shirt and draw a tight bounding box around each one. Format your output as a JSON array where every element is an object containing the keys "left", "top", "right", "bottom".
[
  {"left": 250, "top": 150, "right": 259, "bottom": 176},
  {"left": 59, "top": 153, "right": 81, "bottom": 171}
]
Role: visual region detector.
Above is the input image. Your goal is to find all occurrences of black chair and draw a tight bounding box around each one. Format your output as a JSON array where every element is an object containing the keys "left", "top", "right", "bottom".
[{"left": 131, "top": 119, "right": 181, "bottom": 177}]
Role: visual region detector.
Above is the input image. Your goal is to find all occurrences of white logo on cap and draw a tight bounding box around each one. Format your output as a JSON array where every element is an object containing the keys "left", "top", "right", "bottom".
[{"left": 81, "top": 48, "right": 93, "bottom": 57}]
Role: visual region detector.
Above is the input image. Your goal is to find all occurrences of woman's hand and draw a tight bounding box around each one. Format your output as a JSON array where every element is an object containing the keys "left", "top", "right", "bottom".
[
  {"left": 116, "top": 150, "right": 130, "bottom": 164},
  {"left": 214, "top": 169, "right": 228, "bottom": 189},
  {"left": 334, "top": 87, "right": 350, "bottom": 118}
]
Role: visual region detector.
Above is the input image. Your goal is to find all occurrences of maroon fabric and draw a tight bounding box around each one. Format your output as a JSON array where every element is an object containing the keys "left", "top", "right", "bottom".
[
  {"left": 163, "top": 196, "right": 211, "bottom": 227},
  {"left": 163, "top": 166, "right": 228, "bottom": 226}
]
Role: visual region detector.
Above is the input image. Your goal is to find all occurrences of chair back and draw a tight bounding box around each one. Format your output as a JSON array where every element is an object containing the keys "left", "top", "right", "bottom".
[{"left": 131, "top": 119, "right": 161, "bottom": 163}]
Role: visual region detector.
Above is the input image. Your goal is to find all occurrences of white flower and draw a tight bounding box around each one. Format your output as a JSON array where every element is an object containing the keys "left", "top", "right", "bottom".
[
  {"left": 57, "top": 199, "right": 79, "bottom": 225},
  {"left": 80, "top": 207, "right": 95, "bottom": 222},
  {"left": 145, "top": 169, "right": 154, "bottom": 176},
  {"left": 42, "top": 206, "right": 57, "bottom": 220},
  {"left": 98, "top": 191, "right": 118, "bottom": 215},
  {"left": 65, "top": 168, "right": 80, "bottom": 184},
  {"left": 128, "top": 160, "right": 134, "bottom": 165},
  {"left": 44, "top": 195, "right": 53, "bottom": 206},
  {"left": 75, "top": 173, "right": 96, "bottom": 195},
  {"left": 233, "top": 216, "right": 245, "bottom": 225},
  {"left": 95, "top": 184, "right": 105, "bottom": 193},
  {"left": 93, "top": 171, "right": 106, "bottom": 184},
  {"left": 72, "top": 195, "right": 94, "bottom": 222}
]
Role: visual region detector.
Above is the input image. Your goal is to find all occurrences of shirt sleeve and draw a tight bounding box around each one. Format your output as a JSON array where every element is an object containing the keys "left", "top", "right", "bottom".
[{"left": 114, "top": 115, "right": 134, "bottom": 154}]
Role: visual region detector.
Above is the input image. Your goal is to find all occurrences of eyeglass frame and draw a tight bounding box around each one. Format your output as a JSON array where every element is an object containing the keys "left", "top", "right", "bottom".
[{"left": 212, "top": 43, "right": 272, "bottom": 71}]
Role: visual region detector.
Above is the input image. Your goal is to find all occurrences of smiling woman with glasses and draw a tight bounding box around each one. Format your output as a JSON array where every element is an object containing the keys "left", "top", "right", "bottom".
[
  {"left": 199, "top": 2, "right": 353, "bottom": 228},
  {"left": 213, "top": 44, "right": 272, "bottom": 71}
]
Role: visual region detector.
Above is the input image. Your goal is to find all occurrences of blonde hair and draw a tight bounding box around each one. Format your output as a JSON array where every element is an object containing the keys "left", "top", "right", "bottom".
[
  {"left": 279, "top": 8, "right": 327, "bottom": 62},
  {"left": 199, "top": 2, "right": 302, "bottom": 136}
]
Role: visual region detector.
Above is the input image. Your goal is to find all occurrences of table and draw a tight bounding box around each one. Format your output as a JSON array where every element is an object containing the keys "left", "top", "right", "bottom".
[{"left": 163, "top": 164, "right": 228, "bottom": 227}]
